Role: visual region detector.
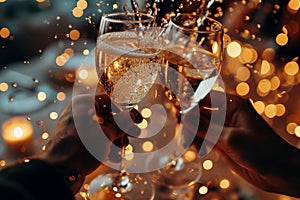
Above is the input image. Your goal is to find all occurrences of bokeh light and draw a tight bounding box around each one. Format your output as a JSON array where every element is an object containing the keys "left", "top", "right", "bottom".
[
  {"left": 284, "top": 61, "right": 299, "bottom": 76},
  {"left": 57, "top": 92, "right": 66, "bottom": 101},
  {"left": 0, "top": 27, "right": 10, "bottom": 39},
  {"left": 49, "top": 112, "right": 59, "bottom": 120},
  {"left": 219, "top": 179, "right": 230, "bottom": 189},
  {"left": 236, "top": 82, "right": 250, "bottom": 96},
  {"left": 276, "top": 33, "right": 288, "bottom": 46},
  {"left": 288, "top": 0, "right": 300, "bottom": 11},
  {"left": 37, "top": 92, "right": 47, "bottom": 101},
  {"left": 286, "top": 122, "right": 297, "bottom": 135},
  {"left": 142, "top": 141, "right": 154, "bottom": 152},
  {"left": 69, "top": 29, "right": 80, "bottom": 40},
  {"left": 202, "top": 160, "right": 213, "bottom": 170},
  {"left": 198, "top": 186, "right": 208, "bottom": 195},
  {"left": 77, "top": 0, "right": 88, "bottom": 10},
  {"left": 72, "top": 7, "right": 84, "bottom": 18},
  {"left": 264, "top": 104, "right": 277, "bottom": 118},
  {"left": 253, "top": 101, "right": 265, "bottom": 115},
  {"left": 0, "top": 82, "right": 9, "bottom": 92},
  {"left": 227, "top": 41, "right": 241, "bottom": 58}
]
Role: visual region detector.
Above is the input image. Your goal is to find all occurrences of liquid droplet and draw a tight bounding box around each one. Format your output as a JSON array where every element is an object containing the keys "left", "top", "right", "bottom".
[
  {"left": 12, "top": 82, "right": 18, "bottom": 88},
  {"left": 9, "top": 95, "right": 14, "bottom": 102}
]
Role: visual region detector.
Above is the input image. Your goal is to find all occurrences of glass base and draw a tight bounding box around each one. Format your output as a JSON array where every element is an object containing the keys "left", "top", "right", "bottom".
[{"left": 89, "top": 172, "right": 155, "bottom": 200}]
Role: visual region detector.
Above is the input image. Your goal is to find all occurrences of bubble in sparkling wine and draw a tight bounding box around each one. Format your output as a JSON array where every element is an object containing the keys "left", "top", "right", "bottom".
[{"left": 111, "top": 62, "right": 159, "bottom": 106}]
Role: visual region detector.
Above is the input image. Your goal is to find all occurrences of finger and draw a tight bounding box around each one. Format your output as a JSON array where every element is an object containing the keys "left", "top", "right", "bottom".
[{"left": 71, "top": 94, "right": 122, "bottom": 163}]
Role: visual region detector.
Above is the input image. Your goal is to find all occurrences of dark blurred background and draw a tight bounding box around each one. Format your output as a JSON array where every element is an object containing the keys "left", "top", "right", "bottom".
[{"left": 0, "top": 0, "right": 300, "bottom": 199}]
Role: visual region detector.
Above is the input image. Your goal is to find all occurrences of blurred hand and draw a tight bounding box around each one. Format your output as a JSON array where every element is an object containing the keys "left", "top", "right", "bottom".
[
  {"left": 35, "top": 93, "right": 131, "bottom": 193},
  {"left": 184, "top": 90, "right": 300, "bottom": 198}
]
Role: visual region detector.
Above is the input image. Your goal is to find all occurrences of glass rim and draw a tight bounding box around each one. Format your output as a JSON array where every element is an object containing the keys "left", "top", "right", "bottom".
[
  {"left": 170, "top": 13, "right": 223, "bottom": 34},
  {"left": 101, "top": 12, "right": 154, "bottom": 24}
]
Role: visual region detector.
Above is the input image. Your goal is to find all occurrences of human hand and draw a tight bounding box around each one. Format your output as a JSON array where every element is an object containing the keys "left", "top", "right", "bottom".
[
  {"left": 35, "top": 93, "right": 132, "bottom": 193},
  {"left": 184, "top": 90, "right": 300, "bottom": 198}
]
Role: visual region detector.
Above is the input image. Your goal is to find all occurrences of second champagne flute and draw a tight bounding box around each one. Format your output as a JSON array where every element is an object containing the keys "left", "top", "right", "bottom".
[{"left": 149, "top": 13, "right": 224, "bottom": 191}]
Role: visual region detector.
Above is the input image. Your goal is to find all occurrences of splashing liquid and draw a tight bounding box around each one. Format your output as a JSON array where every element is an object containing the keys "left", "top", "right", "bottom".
[{"left": 195, "top": 0, "right": 216, "bottom": 27}]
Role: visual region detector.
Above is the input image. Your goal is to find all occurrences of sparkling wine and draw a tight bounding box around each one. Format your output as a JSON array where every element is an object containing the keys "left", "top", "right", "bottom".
[
  {"left": 96, "top": 31, "right": 219, "bottom": 112},
  {"left": 195, "top": 0, "right": 215, "bottom": 26},
  {"left": 96, "top": 31, "right": 161, "bottom": 108}
]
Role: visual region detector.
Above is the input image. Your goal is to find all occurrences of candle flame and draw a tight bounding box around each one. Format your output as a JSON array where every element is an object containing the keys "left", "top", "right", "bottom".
[{"left": 13, "top": 127, "right": 24, "bottom": 138}]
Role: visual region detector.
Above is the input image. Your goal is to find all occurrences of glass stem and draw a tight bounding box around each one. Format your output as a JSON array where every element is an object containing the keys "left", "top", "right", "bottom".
[{"left": 112, "top": 134, "right": 133, "bottom": 193}]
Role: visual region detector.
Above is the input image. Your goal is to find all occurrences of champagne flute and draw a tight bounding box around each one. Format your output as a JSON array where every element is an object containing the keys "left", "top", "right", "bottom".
[
  {"left": 149, "top": 13, "right": 224, "bottom": 190},
  {"left": 89, "top": 12, "right": 158, "bottom": 200}
]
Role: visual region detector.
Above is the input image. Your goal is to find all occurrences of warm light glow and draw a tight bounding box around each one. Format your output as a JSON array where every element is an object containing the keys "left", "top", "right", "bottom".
[
  {"left": 286, "top": 122, "right": 297, "bottom": 134},
  {"left": 83, "top": 49, "right": 89, "bottom": 55},
  {"left": 236, "top": 66, "right": 250, "bottom": 81},
  {"left": 61, "top": 52, "right": 71, "bottom": 60},
  {"left": 203, "top": 160, "right": 213, "bottom": 170},
  {"left": 69, "top": 29, "right": 80, "bottom": 40},
  {"left": 56, "top": 55, "right": 67, "bottom": 66},
  {"left": 239, "top": 47, "right": 257, "bottom": 64},
  {"left": 77, "top": 0, "right": 88, "bottom": 10},
  {"left": 0, "top": 160, "right": 6, "bottom": 167},
  {"left": 253, "top": 101, "right": 265, "bottom": 115},
  {"left": 64, "top": 48, "right": 74, "bottom": 56},
  {"left": 276, "top": 33, "right": 288, "bottom": 46},
  {"left": 276, "top": 104, "right": 286, "bottom": 117},
  {"left": 124, "top": 144, "right": 134, "bottom": 160},
  {"left": 72, "top": 7, "right": 84, "bottom": 18},
  {"left": 1, "top": 117, "right": 34, "bottom": 144},
  {"left": 295, "top": 126, "right": 300, "bottom": 137},
  {"left": 219, "top": 179, "right": 230, "bottom": 189},
  {"left": 0, "top": 0, "right": 7, "bottom": 3},
  {"left": 198, "top": 186, "right": 208, "bottom": 195},
  {"left": 83, "top": 184, "right": 89, "bottom": 190},
  {"left": 141, "top": 108, "right": 152, "bottom": 118},
  {"left": 212, "top": 41, "right": 219, "bottom": 54},
  {"left": 261, "top": 60, "right": 271, "bottom": 75},
  {"left": 0, "top": 27, "right": 10, "bottom": 38},
  {"left": 78, "top": 69, "right": 89, "bottom": 79},
  {"left": 41, "top": 132, "right": 49, "bottom": 140},
  {"left": 37, "top": 91, "right": 47, "bottom": 101},
  {"left": 270, "top": 76, "right": 280, "bottom": 91},
  {"left": 284, "top": 61, "right": 299, "bottom": 76},
  {"left": 0, "top": 82, "right": 9, "bottom": 92},
  {"left": 227, "top": 41, "right": 241, "bottom": 58},
  {"left": 50, "top": 112, "right": 58, "bottom": 120},
  {"left": 13, "top": 127, "right": 24, "bottom": 138},
  {"left": 183, "top": 150, "right": 196, "bottom": 162},
  {"left": 112, "top": 3, "right": 118, "bottom": 9},
  {"left": 65, "top": 73, "right": 75, "bottom": 82},
  {"left": 115, "top": 192, "right": 122, "bottom": 198},
  {"left": 236, "top": 82, "right": 250, "bottom": 96},
  {"left": 258, "top": 79, "right": 271, "bottom": 93},
  {"left": 57, "top": 92, "right": 66, "bottom": 101},
  {"left": 142, "top": 141, "right": 154, "bottom": 152},
  {"left": 288, "top": 0, "right": 300, "bottom": 11},
  {"left": 264, "top": 104, "right": 277, "bottom": 118},
  {"left": 137, "top": 119, "right": 148, "bottom": 129}
]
